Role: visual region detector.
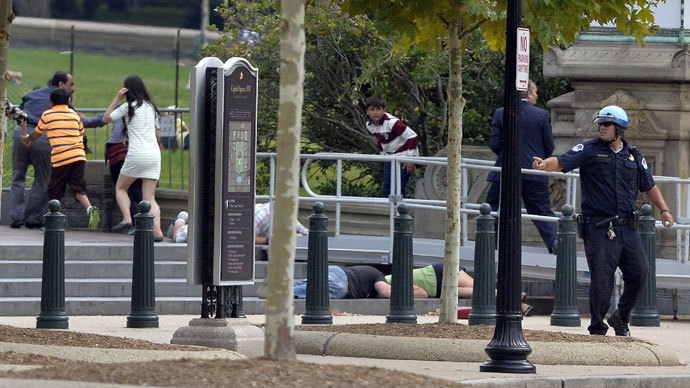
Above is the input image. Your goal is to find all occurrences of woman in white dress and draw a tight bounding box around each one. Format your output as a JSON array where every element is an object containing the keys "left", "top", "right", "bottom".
[{"left": 103, "top": 75, "right": 164, "bottom": 240}]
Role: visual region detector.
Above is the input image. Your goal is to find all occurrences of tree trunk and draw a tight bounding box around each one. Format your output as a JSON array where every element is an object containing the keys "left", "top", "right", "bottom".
[
  {"left": 263, "top": 0, "right": 305, "bottom": 361},
  {"left": 0, "top": 0, "right": 14, "bottom": 218},
  {"left": 439, "top": 17, "right": 464, "bottom": 324}
]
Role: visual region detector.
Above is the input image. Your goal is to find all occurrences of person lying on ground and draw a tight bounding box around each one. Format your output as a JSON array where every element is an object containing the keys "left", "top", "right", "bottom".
[
  {"left": 289, "top": 265, "right": 390, "bottom": 299},
  {"left": 383, "top": 263, "right": 534, "bottom": 316},
  {"left": 168, "top": 202, "right": 309, "bottom": 243}
]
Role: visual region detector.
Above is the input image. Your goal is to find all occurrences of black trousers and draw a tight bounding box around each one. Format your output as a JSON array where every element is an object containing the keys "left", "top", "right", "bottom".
[
  {"left": 582, "top": 221, "right": 649, "bottom": 335},
  {"left": 486, "top": 179, "right": 558, "bottom": 252}
]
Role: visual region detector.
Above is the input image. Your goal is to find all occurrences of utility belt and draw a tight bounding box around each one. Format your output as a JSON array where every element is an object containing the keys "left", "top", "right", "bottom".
[{"left": 575, "top": 213, "right": 640, "bottom": 238}]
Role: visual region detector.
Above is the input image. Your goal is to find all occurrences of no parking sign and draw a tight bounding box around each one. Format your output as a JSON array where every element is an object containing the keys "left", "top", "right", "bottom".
[{"left": 516, "top": 28, "right": 530, "bottom": 91}]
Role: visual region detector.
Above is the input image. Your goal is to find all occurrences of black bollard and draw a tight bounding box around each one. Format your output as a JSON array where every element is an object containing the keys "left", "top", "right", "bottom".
[
  {"left": 386, "top": 203, "right": 417, "bottom": 324},
  {"left": 550, "top": 205, "right": 581, "bottom": 327},
  {"left": 631, "top": 204, "right": 660, "bottom": 326},
  {"left": 36, "top": 200, "right": 69, "bottom": 329},
  {"left": 127, "top": 201, "right": 159, "bottom": 328},
  {"left": 302, "top": 202, "right": 332, "bottom": 324},
  {"left": 469, "top": 203, "right": 496, "bottom": 326}
]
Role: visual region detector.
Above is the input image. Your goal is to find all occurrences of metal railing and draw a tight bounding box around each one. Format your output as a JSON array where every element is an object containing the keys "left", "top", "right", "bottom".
[{"left": 257, "top": 152, "right": 690, "bottom": 263}]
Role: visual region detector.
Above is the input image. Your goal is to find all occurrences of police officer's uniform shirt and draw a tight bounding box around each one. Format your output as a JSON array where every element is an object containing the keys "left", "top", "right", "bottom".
[{"left": 557, "top": 138, "right": 655, "bottom": 216}]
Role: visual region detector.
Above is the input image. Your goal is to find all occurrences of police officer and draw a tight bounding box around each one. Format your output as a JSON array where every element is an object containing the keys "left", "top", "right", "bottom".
[{"left": 532, "top": 105, "right": 674, "bottom": 337}]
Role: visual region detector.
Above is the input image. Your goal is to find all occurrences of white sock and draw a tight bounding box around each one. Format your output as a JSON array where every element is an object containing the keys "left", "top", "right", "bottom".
[{"left": 87, "top": 206, "right": 92, "bottom": 215}]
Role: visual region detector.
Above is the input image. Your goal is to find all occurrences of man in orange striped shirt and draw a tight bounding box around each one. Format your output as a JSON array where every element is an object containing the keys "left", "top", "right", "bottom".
[{"left": 22, "top": 88, "right": 100, "bottom": 231}]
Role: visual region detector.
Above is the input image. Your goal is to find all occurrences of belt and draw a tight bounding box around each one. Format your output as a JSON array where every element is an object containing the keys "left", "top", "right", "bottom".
[{"left": 583, "top": 215, "right": 632, "bottom": 227}]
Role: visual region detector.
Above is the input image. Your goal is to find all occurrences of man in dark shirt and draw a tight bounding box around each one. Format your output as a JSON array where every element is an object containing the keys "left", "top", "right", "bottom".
[
  {"left": 293, "top": 265, "right": 390, "bottom": 299},
  {"left": 486, "top": 80, "right": 558, "bottom": 253},
  {"left": 341, "top": 265, "right": 389, "bottom": 298}
]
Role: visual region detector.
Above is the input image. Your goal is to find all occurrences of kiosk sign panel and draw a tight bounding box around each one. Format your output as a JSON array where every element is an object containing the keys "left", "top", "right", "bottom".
[
  {"left": 187, "top": 56, "right": 223, "bottom": 285},
  {"left": 213, "top": 58, "right": 258, "bottom": 286}
]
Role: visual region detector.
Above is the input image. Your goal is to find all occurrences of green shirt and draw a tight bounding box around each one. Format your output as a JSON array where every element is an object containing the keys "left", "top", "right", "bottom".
[{"left": 385, "top": 265, "right": 437, "bottom": 297}]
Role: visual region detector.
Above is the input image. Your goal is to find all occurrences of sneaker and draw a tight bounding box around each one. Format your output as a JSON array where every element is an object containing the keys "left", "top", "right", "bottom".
[
  {"left": 25, "top": 221, "right": 43, "bottom": 229},
  {"left": 88, "top": 206, "right": 100, "bottom": 231},
  {"left": 607, "top": 309, "right": 631, "bottom": 337},
  {"left": 10, "top": 220, "right": 23, "bottom": 229},
  {"left": 175, "top": 211, "right": 188, "bottom": 224}
]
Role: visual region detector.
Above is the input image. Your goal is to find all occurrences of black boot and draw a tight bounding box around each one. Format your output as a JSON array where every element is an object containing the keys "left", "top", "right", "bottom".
[{"left": 607, "top": 309, "right": 631, "bottom": 337}]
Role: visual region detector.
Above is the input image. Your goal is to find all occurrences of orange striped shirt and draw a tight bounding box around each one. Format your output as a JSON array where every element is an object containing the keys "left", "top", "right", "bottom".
[{"left": 34, "top": 105, "right": 86, "bottom": 167}]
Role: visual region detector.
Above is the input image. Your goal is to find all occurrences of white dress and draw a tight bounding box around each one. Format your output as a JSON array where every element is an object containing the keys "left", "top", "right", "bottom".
[{"left": 110, "top": 100, "right": 161, "bottom": 180}]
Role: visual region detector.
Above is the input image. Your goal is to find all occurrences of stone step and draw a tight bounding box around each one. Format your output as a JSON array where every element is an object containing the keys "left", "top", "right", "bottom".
[
  {"left": 0, "top": 260, "right": 189, "bottom": 278},
  {"left": 0, "top": 261, "right": 305, "bottom": 285},
  {"left": 0, "top": 296, "right": 456, "bottom": 316},
  {"left": 525, "top": 295, "right": 592, "bottom": 316},
  {"left": 0, "top": 244, "right": 188, "bottom": 261},
  {"left": 0, "top": 278, "right": 202, "bottom": 298}
]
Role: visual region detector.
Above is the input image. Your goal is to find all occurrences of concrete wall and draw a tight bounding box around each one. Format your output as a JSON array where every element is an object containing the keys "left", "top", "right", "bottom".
[{"left": 11, "top": 17, "right": 221, "bottom": 59}]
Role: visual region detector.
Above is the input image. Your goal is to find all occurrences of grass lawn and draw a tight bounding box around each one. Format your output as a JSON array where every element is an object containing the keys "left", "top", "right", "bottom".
[
  {"left": 1, "top": 48, "right": 377, "bottom": 194},
  {"left": 2, "top": 48, "right": 191, "bottom": 189}
]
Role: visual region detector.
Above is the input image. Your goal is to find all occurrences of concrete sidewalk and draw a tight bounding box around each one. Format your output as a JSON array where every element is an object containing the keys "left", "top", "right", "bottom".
[{"left": 1, "top": 314, "right": 689, "bottom": 387}]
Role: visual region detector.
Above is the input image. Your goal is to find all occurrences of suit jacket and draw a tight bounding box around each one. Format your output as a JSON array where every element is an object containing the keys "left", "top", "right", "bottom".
[{"left": 487, "top": 99, "right": 554, "bottom": 183}]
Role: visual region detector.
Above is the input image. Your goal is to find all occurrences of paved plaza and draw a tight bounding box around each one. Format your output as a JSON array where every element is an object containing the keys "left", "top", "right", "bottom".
[{"left": 0, "top": 314, "right": 690, "bottom": 387}]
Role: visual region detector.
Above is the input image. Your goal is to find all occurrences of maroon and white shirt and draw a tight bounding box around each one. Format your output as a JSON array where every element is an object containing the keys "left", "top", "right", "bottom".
[{"left": 366, "top": 114, "right": 419, "bottom": 157}]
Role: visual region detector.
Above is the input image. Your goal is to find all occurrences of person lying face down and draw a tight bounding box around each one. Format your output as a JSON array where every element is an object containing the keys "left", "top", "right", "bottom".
[
  {"left": 384, "top": 263, "right": 474, "bottom": 299},
  {"left": 294, "top": 265, "right": 390, "bottom": 299},
  {"left": 382, "top": 263, "right": 534, "bottom": 315}
]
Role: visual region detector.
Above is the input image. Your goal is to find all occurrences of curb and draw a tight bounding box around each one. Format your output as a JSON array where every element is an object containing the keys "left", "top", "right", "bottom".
[
  {"left": 461, "top": 375, "right": 690, "bottom": 388},
  {"left": 294, "top": 331, "right": 679, "bottom": 366},
  {"left": 0, "top": 341, "right": 246, "bottom": 363}
]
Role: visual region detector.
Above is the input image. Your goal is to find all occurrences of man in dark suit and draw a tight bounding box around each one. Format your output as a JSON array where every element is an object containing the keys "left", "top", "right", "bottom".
[{"left": 485, "top": 79, "right": 558, "bottom": 253}]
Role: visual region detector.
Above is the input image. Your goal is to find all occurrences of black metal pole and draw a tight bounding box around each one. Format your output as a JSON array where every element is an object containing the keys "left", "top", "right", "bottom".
[
  {"left": 36, "top": 200, "right": 69, "bottom": 329},
  {"left": 386, "top": 204, "right": 417, "bottom": 324},
  {"left": 481, "top": 0, "right": 534, "bottom": 373},
  {"left": 127, "top": 201, "right": 160, "bottom": 328},
  {"left": 302, "top": 202, "right": 333, "bottom": 324},
  {"left": 630, "top": 204, "right": 660, "bottom": 326},
  {"left": 70, "top": 25, "right": 74, "bottom": 75},
  {"left": 175, "top": 29, "right": 180, "bottom": 110},
  {"left": 235, "top": 286, "right": 246, "bottom": 318},
  {"left": 469, "top": 203, "right": 496, "bottom": 326}
]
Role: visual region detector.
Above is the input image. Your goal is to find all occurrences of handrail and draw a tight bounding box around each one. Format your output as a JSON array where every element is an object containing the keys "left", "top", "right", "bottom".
[{"left": 257, "top": 151, "right": 690, "bottom": 263}]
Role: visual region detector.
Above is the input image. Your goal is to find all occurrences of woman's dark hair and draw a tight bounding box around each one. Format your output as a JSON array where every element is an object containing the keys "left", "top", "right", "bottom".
[
  {"left": 48, "top": 71, "right": 70, "bottom": 87},
  {"left": 123, "top": 74, "right": 159, "bottom": 120}
]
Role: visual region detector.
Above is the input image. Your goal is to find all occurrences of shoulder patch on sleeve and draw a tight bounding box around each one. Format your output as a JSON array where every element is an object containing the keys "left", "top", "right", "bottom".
[
  {"left": 571, "top": 143, "right": 584, "bottom": 152},
  {"left": 641, "top": 157, "right": 648, "bottom": 170}
]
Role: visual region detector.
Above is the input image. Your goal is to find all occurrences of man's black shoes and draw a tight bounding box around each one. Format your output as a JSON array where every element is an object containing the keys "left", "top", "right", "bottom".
[
  {"left": 10, "top": 220, "right": 23, "bottom": 229},
  {"left": 607, "top": 309, "right": 631, "bottom": 337},
  {"left": 549, "top": 240, "right": 558, "bottom": 255},
  {"left": 25, "top": 222, "right": 44, "bottom": 229}
]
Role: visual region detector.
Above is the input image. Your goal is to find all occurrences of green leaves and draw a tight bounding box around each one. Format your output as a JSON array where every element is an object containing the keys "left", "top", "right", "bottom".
[{"left": 340, "top": 0, "right": 661, "bottom": 52}]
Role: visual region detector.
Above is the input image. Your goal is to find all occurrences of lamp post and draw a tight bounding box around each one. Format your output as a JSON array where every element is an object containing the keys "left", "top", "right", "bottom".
[{"left": 480, "top": 0, "right": 535, "bottom": 373}]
